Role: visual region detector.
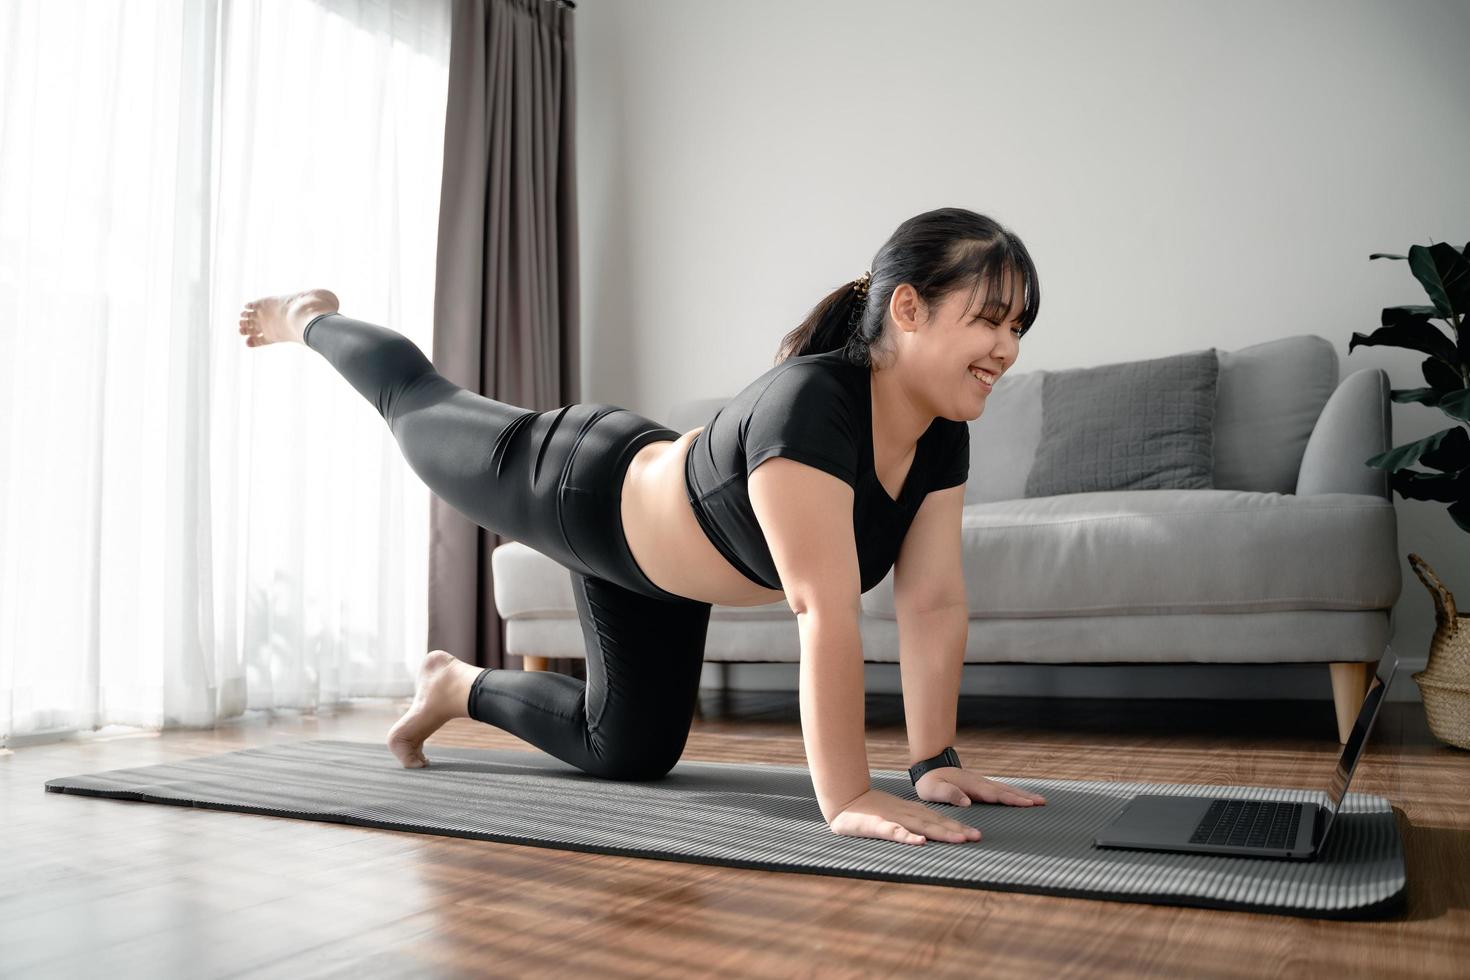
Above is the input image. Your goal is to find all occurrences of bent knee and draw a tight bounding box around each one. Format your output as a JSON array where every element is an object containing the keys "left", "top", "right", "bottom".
[{"left": 586, "top": 745, "right": 682, "bottom": 782}]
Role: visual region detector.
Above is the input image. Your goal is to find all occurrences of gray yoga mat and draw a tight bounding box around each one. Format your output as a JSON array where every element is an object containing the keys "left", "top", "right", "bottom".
[{"left": 44, "top": 739, "right": 1405, "bottom": 919}]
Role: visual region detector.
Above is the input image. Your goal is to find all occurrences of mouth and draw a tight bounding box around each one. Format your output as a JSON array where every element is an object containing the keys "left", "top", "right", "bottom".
[{"left": 968, "top": 365, "right": 998, "bottom": 390}]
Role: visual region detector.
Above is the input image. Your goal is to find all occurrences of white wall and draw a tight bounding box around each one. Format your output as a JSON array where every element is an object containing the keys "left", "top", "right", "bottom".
[{"left": 574, "top": 0, "right": 1470, "bottom": 704}]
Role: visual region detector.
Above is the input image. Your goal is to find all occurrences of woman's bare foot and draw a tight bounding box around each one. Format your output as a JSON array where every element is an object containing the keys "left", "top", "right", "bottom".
[
  {"left": 237, "top": 288, "right": 341, "bottom": 347},
  {"left": 386, "top": 649, "right": 481, "bottom": 768}
]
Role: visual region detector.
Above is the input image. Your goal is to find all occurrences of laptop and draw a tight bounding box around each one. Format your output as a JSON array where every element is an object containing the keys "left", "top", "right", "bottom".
[{"left": 1093, "top": 648, "right": 1398, "bottom": 861}]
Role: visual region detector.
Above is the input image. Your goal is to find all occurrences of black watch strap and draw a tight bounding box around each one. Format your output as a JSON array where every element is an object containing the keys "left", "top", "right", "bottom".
[{"left": 908, "top": 746, "right": 962, "bottom": 786}]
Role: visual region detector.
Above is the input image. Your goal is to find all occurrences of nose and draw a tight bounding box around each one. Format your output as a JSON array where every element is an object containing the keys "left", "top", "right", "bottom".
[{"left": 998, "top": 334, "right": 1018, "bottom": 367}]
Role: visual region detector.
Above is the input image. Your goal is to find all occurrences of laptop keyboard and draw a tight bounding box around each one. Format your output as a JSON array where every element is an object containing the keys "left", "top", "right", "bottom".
[{"left": 1188, "top": 799, "right": 1301, "bottom": 849}]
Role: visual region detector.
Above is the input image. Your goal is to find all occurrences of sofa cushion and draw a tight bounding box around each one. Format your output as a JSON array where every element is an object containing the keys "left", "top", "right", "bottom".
[
  {"left": 1023, "top": 348, "right": 1220, "bottom": 497},
  {"left": 860, "top": 489, "right": 1400, "bottom": 620}
]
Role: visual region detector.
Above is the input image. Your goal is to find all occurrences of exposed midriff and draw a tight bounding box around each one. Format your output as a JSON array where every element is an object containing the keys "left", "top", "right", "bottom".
[{"left": 618, "top": 426, "right": 789, "bottom": 608}]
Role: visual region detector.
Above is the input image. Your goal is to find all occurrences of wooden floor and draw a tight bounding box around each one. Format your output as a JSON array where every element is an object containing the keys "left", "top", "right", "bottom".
[{"left": 3, "top": 686, "right": 1468, "bottom": 979}]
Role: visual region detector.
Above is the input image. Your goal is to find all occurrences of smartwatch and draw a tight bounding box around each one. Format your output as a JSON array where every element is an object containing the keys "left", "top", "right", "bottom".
[{"left": 908, "top": 746, "right": 962, "bottom": 786}]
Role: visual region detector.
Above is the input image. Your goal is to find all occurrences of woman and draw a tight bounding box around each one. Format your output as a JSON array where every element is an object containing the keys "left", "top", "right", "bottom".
[{"left": 238, "top": 206, "right": 1047, "bottom": 847}]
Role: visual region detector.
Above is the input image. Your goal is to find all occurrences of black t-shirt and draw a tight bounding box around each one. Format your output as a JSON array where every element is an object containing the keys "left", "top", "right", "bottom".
[{"left": 683, "top": 349, "right": 970, "bottom": 593}]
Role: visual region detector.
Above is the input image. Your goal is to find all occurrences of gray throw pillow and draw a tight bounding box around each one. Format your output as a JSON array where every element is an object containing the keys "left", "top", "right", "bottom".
[{"left": 1024, "top": 349, "right": 1220, "bottom": 497}]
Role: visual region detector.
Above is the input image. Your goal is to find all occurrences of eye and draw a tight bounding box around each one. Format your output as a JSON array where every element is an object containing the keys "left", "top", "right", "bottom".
[{"left": 978, "top": 315, "right": 1024, "bottom": 338}]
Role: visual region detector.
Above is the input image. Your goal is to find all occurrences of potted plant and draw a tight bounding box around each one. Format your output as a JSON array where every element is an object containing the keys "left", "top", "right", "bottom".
[{"left": 1350, "top": 239, "right": 1469, "bottom": 748}]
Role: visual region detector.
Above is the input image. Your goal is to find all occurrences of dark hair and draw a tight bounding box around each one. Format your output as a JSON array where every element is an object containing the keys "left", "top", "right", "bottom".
[{"left": 774, "top": 207, "right": 1041, "bottom": 367}]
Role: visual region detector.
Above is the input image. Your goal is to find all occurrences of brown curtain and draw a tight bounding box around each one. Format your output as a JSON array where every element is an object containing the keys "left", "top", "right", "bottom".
[{"left": 429, "top": 0, "right": 582, "bottom": 679}]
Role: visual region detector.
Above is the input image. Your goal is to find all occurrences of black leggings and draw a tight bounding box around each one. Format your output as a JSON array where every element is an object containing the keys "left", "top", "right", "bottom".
[{"left": 304, "top": 312, "right": 713, "bottom": 781}]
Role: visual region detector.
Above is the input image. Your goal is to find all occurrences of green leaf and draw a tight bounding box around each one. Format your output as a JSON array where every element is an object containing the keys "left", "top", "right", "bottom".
[
  {"left": 1396, "top": 388, "right": 1470, "bottom": 423},
  {"left": 1438, "top": 388, "right": 1470, "bottom": 422},
  {"left": 1382, "top": 304, "right": 1449, "bottom": 325},
  {"left": 1449, "top": 497, "right": 1470, "bottom": 534},
  {"left": 1408, "top": 243, "right": 1470, "bottom": 318},
  {"left": 1388, "top": 468, "right": 1468, "bottom": 503},
  {"left": 1391, "top": 386, "right": 1444, "bottom": 406},
  {"left": 1420, "top": 425, "right": 1470, "bottom": 472},
  {"left": 1369, "top": 253, "right": 1407, "bottom": 260},
  {"left": 1349, "top": 319, "right": 1459, "bottom": 365},
  {"left": 1366, "top": 426, "right": 1465, "bottom": 470},
  {"left": 1424, "top": 356, "right": 1464, "bottom": 392}
]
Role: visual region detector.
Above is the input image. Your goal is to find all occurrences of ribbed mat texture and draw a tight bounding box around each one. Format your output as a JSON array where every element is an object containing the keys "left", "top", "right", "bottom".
[{"left": 44, "top": 739, "right": 1405, "bottom": 918}]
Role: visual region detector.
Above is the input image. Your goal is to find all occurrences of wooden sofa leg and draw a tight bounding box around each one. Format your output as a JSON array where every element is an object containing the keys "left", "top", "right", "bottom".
[
  {"left": 523, "top": 656, "right": 549, "bottom": 672},
  {"left": 1328, "top": 661, "right": 1372, "bottom": 745}
]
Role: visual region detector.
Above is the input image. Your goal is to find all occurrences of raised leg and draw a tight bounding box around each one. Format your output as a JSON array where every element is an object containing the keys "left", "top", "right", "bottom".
[
  {"left": 296, "top": 311, "right": 598, "bottom": 574},
  {"left": 1328, "top": 661, "right": 1373, "bottom": 744}
]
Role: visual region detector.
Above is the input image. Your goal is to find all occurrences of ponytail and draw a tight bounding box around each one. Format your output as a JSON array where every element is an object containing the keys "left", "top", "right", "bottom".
[{"left": 773, "top": 277, "right": 870, "bottom": 366}]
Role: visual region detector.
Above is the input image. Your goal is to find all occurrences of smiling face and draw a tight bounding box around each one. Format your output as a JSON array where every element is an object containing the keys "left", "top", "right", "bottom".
[{"left": 881, "top": 266, "right": 1027, "bottom": 420}]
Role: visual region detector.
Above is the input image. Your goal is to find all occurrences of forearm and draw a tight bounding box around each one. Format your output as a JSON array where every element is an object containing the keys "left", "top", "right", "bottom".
[
  {"left": 897, "top": 603, "right": 968, "bottom": 766},
  {"left": 798, "top": 611, "right": 871, "bottom": 822}
]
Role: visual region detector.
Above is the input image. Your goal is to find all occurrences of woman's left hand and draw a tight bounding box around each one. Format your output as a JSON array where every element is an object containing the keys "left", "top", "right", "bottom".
[{"left": 914, "top": 766, "right": 1048, "bottom": 808}]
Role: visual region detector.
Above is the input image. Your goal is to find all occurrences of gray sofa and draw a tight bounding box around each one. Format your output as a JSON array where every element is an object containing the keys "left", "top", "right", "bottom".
[{"left": 491, "top": 335, "right": 1401, "bottom": 744}]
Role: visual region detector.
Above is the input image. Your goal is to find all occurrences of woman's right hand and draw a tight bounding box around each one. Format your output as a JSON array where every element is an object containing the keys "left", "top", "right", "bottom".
[{"left": 828, "top": 788, "right": 983, "bottom": 845}]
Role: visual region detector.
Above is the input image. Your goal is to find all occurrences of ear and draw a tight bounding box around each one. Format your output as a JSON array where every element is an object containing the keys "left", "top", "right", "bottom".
[{"left": 889, "top": 282, "right": 925, "bottom": 334}]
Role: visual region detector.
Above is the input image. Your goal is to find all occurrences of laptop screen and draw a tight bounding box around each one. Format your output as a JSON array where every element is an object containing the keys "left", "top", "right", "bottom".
[{"left": 1318, "top": 649, "right": 1397, "bottom": 843}]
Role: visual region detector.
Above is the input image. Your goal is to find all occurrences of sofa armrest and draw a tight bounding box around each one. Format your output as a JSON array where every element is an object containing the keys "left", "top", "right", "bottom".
[{"left": 1295, "top": 367, "right": 1392, "bottom": 498}]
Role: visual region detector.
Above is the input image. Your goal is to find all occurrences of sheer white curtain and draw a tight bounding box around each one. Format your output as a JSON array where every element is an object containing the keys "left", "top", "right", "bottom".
[{"left": 0, "top": 0, "right": 450, "bottom": 747}]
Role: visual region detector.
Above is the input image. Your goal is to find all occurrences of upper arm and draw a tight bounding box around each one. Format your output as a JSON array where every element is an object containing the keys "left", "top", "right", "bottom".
[
  {"left": 892, "top": 483, "right": 967, "bottom": 616},
  {"left": 742, "top": 364, "right": 863, "bottom": 617},
  {"left": 748, "top": 456, "right": 860, "bottom": 620}
]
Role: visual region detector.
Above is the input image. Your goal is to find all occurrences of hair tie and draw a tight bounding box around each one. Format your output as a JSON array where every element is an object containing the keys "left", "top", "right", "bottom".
[{"left": 847, "top": 271, "right": 871, "bottom": 334}]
